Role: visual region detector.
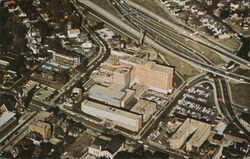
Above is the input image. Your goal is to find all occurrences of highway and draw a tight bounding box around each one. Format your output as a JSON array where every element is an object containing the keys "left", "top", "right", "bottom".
[
  {"left": 154, "top": 0, "right": 242, "bottom": 56},
  {"left": 111, "top": 0, "right": 250, "bottom": 82},
  {"left": 1, "top": 1, "right": 248, "bottom": 158},
  {"left": 85, "top": 7, "right": 188, "bottom": 88},
  {"left": 111, "top": 0, "right": 214, "bottom": 65},
  {"left": 141, "top": 75, "right": 209, "bottom": 159},
  {"left": 123, "top": 0, "right": 250, "bottom": 69},
  {"left": 214, "top": 78, "right": 250, "bottom": 141},
  {"left": 26, "top": 30, "right": 208, "bottom": 159},
  {"left": 75, "top": 0, "right": 250, "bottom": 144},
  {"left": 220, "top": 79, "right": 250, "bottom": 140},
  {"left": 76, "top": 0, "right": 250, "bottom": 84}
]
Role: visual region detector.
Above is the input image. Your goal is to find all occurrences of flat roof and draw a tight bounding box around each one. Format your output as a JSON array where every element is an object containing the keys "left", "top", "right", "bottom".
[
  {"left": 89, "top": 84, "right": 125, "bottom": 99},
  {"left": 170, "top": 118, "right": 211, "bottom": 147},
  {"left": 82, "top": 100, "right": 141, "bottom": 119},
  {"left": 104, "top": 55, "right": 119, "bottom": 65},
  {"left": 31, "top": 120, "right": 51, "bottom": 128},
  {"left": 131, "top": 99, "right": 156, "bottom": 114},
  {"left": 123, "top": 88, "right": 135, "bottom": 99},
  {"left": 151, "top": 62, "right": 174, "bottom": 73},
  {"left": 65, "top": 131, "right": 95, "bottom": 158},
  {"left": 91, "top": 134, "right": 124, "bottom": 154},
  {"left": 0, "top": 111, "right": 16, "bottom": 128},
  {"left": 110, "top": 52, "right": 173, "bottom": 74},
  {"left": 53, "top": 50, "right": 82, "bottom": 58}
]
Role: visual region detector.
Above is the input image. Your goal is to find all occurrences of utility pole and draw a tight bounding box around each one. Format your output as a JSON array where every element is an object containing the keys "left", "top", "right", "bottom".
[{"left": 139, "top": 29, "right": 146, "bottom": 47}]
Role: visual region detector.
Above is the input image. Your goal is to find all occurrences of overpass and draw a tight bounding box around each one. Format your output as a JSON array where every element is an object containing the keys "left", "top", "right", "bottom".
[
  {"left": 76, "top": 0, "right": 250, "bottom": 84},
  {"left": 124, "top": 0, "right": 250, "bottom": 69}
]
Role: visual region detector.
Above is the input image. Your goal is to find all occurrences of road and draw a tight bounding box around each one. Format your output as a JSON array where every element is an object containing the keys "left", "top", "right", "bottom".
[
  {"left": 1, "top": 0, "right": 248, "bottom": 158},
  {"left": 123, "top": 0, "right": 250, "bottom": 69},
  {"left": 112, "top": 0, "right": 214, "bottom": 65},
  {"left": 111, "top": 0, "right": 250, "bottom": 83},
  {"left": 0, "top": 57, "right": 50, "bottom": 91},
  {"left": 51, "top": 9, "right": 110, "bottom": 103},
  {"left": 220, "top": 79, "right": 250, "bottom": 140},
  {"left": 140, "top": 75, "right": 209, "bottom": 159},
  {"left": 76, "top": 0, "right": 250, "bottom": 84},
  {"left": 1, "top": 2, "right": 109, "bottom": 153},
  {"left": 144, "top": 140, "right": 189, "bottom": 159},
  {"left": 29, "top": 101, "right": 106, "bottom": 133},
  {"left": 28, "top": 101, "right": 187, "bottom": 159},
  {"left": 214, "top": 78, "right": 250, "bottom": 141},
  {"left": 71, "top": 0, "right": 250, "bottom": 157},
  {"left": 0, "top": 111, "right": 37, "bottom": 153}
]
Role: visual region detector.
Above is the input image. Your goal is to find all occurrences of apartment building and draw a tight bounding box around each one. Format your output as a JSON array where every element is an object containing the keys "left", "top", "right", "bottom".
[
  {"left": 81, "top": 100, "right": 142, "bottom": 132},
  {"left": 52, "top": 52, "right": 82, "bottom": 68}
]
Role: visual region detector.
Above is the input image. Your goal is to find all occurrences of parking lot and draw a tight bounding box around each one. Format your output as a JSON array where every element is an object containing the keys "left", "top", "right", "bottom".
[
  {"left": 172, "top": 82, "right": 217, "bottom": 122},
  {"left": 22, "top": 80, "right": 57, "bottom": 102},
  {"left": 33, "top": 85, "right": 56, "bottom": 102},
  {"left": 142, "top": 90, "right": 169, "bottom": 106},
  {"left": 22, "top": 80, "right": 38, "bottom": 96},
  {"left": 146, "top": 119, "right": 183, "bottom": 148}
]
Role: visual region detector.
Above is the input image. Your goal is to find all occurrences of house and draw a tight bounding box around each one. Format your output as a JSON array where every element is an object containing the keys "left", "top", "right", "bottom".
[
  {"left": 230, "top": 3, "right": 239, "bottom": 11},
  {"left": 81, "top": 41, "right": 93, "bottom": 49},
  {"left": 67, "top": 29, "right": 80, "bottom": 38},
  {"left": 0, "top": 104, "right": 8, "bottom": 114},
  {"left": 88, "top": 134, "right": 125, "bottom": 159},
  {"left": 172, "top": 0, "right": 191, "bottom": 6},
  {"left": 2, "top": 0, "right": 16, "bottom": 7},
  {"left": 205, "top": 0, "right": 212, "bottom": 6}
]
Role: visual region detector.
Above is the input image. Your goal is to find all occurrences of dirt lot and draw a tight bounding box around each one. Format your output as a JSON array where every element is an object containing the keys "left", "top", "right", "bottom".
[
  {"left": 91, "top": 0, "right": 120, "bottom": 16},
  {"left": 230, "top": 82, "right": 250, "bottom": 108},
  {"left": 162, "top": 53, "right": 200, "bottom": 79},
  {"left": 217, "top": 37, "right": 241, "bottom": 52},
  {"left": 187, "top": 40, "right": 226, "bottom": 65}
]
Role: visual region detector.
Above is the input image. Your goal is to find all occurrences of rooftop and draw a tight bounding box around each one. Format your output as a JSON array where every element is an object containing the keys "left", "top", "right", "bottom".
[
  {"left": 151, "top": 62, "right": 174, "bottom": 73},
  {"left": 131, "top": 99, "right": 156, "bottom": 114},
  {"left": 31, "top": 120, "right": 51, "bottom": 128},
  {"left": 110, "top": 51, "right": 173, "bottom": 74},
  {"left": 91, "top": 134, "right": 125, "bottom": 154},
  {"left": 64, "top": 131, "right": 96, "bottom": 158},
  {"left": 82, "top": 100, "right": 142, "bottom": 120},
  {"left": 89, "top": 84, "right": 125, "bottom": 100},
  {"left": 0, "top": 111, "right": 16, "bottom": 128},
  {"left": 53, "top": 50, "right": 82, "bottom": 59}
]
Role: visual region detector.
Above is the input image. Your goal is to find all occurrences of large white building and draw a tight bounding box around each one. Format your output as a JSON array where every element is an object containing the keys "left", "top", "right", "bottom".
[
  {"left": 169, "top": 118, "right": 211, "bottom": 151},
  {"left": 105, "top": 51, "right": 174, "bottom": 94},
  {"left": 52, "top": 52, "right": 82, "bottom": 68},
  {"left": 81, "top": 100, "right": 142, "bottom": 132},
  {"left": 131, "top": 99, "right": 156, "bottom": 123},
  {"left": 88, "top": 84, "right": 135, "bottom": 108},
  {"left": 0, "top": 111, "right": 17, "bottom": 139}
]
